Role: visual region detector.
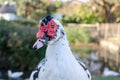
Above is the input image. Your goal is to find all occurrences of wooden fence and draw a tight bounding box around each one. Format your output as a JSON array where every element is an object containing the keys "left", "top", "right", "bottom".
[
  {"left": 66, "top": 23, "right": 120, "bottom": 66},
  {"left": 66, "top": 23, "right": 120, "bottom": 39}
]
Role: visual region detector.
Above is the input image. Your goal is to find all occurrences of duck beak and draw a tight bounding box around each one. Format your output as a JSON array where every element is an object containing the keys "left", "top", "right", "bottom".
[{"left": 33, "top": 39, "right": 45, "bottom": 50}]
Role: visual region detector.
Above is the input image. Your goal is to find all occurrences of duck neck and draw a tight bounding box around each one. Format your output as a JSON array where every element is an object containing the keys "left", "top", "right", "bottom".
[{"left": 45, "top": 36, "right": 71, "bottom": 60}]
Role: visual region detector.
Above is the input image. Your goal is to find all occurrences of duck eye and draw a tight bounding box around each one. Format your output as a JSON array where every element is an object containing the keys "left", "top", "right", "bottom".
[{"left": 51, "top": 24, "right": 54, "bottom": 28}]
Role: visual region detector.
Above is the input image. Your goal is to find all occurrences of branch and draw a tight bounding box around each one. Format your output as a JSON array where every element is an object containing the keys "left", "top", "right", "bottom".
[{"left": 92, "top": 0, "right": 106, "bottom": 7}]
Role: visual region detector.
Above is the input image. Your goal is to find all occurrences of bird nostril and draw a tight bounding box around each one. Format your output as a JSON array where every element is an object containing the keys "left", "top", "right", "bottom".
[{"left": 33, "top": 45, "right": 37, "bottom": 50}]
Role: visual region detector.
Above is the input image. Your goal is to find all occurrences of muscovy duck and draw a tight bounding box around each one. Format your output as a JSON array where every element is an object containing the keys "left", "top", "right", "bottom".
[{"left": 29, "top": 15, "right": 91, "bottom": 80}]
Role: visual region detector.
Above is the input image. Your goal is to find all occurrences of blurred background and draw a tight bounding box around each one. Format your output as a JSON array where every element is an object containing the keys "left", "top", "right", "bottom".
[{"left": 0, "top": 0, "right": 120, "bottom": 80}]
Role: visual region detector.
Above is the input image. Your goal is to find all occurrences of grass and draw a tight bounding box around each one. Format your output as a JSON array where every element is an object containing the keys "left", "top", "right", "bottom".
[{"left": 92, "top": 76, "right": 120, "bottom": 80}]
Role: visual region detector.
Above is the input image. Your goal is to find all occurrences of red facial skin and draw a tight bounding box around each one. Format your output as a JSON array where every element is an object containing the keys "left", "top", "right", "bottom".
[{"left": 36, "top": 20, "right": 58, "bottom": 40}]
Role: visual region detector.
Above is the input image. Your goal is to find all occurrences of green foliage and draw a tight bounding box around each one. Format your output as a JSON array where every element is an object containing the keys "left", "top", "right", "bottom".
[
  {"left": 13, "top": 19, "right": 37, "bottom": 26},
  {"left": 64, "top": 26, "right": 92, "bottom": 58},
  {"left": 0, "top": 18, "right": 37, "bottom": 27},
  {"left": 0, "top": 20, "right": 46, "bottom": 71},
  {"left": 70, "top": 44, "right": 91, "bottom": 58},
  {"left": 65, "top": 26, "right": 91, "bottom": 43},
  {"left": 16, "top": 0, "right": 62, "bottom": 21},
  {"left": 57, "top": 2, "right": 104, "bottom": 23}
]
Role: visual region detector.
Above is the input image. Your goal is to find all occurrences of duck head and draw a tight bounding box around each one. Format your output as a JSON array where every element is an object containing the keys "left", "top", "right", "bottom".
[{"left": 33, "top": 15, "right": 65, "bottom": 50}]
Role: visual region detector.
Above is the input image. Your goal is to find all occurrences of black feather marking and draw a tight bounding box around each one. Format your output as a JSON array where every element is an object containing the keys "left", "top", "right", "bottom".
[
  {"left": 41, "top": 15, "right": 53, "bottom": 26},
  {"left": 61, "top": 29, "right": 65, "bottom": 35},
  {"left": 33, "top": 66, "right": 41, "bottom": 80},
  {"left": 30, "top": 58, "right": 47, "bottom": 80},
  {"left": 77, "top": 60, "right": 91, "bottom": 78},
  {"left": 78, "top": 62, "right": 87, "bottom": 70}
]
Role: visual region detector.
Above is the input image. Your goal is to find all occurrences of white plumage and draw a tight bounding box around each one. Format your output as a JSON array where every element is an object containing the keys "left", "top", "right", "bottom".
[
  {"left": 103, "top": 67, "right": 119, "bottom": 76},
  {"left": 8, "top": 70, "right": 23, "bottom": 79},
  {"left": 30, "top": 16, "right": 91, "bottom": 80}
]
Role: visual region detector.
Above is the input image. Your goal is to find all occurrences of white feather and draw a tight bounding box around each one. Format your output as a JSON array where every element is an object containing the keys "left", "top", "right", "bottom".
[
  {"left": 8, "top": 70, "right": 23, "bottom": 79},
  {"left": 103, "top": 67, "right": 119, "bottom": 76}
]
